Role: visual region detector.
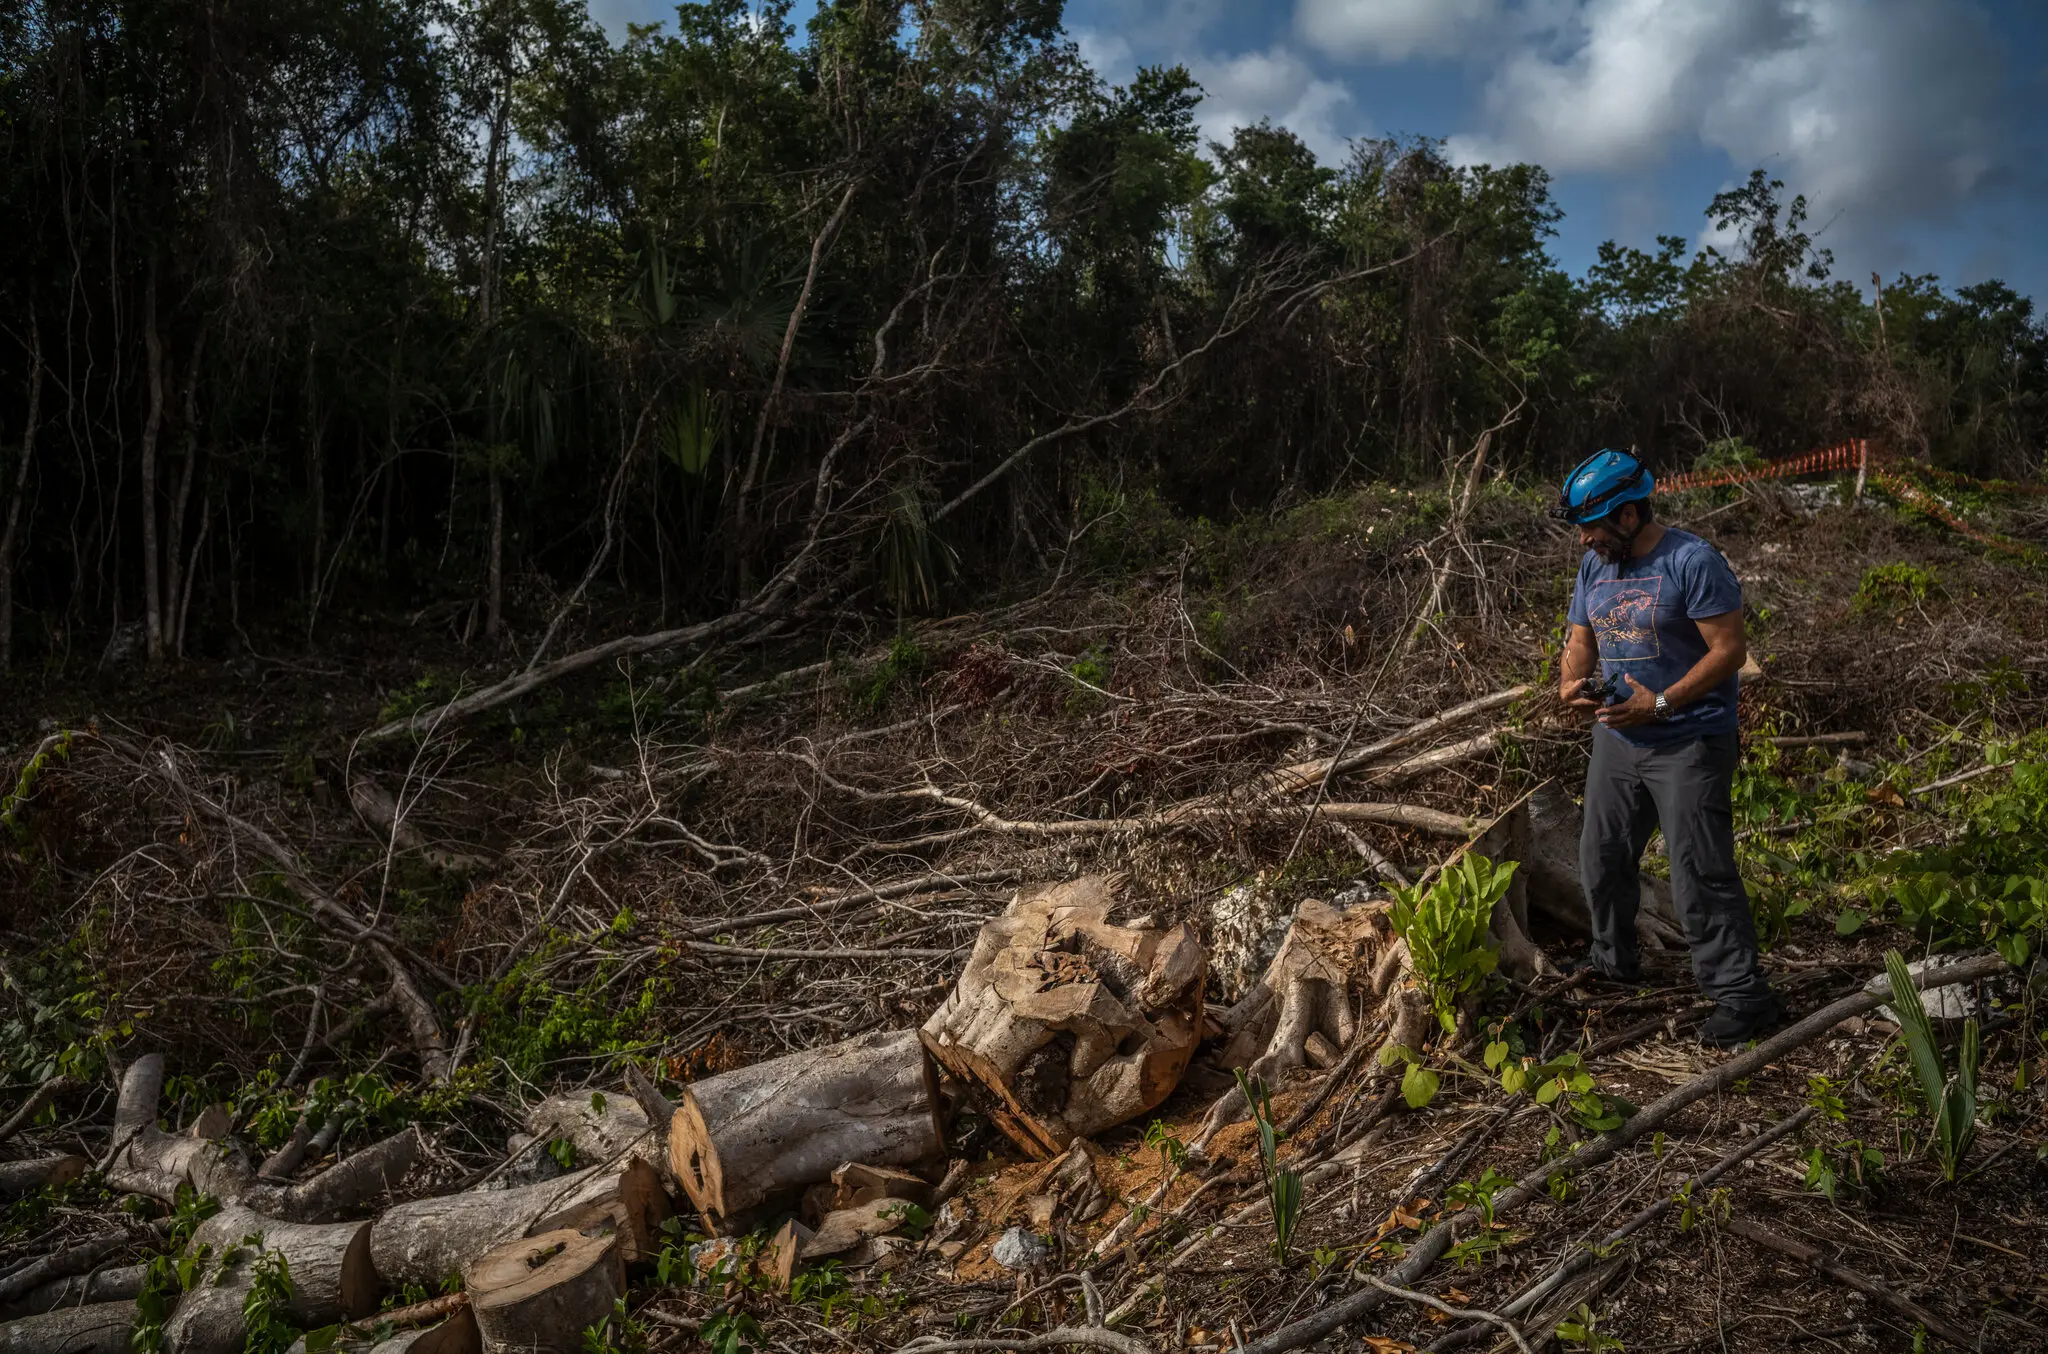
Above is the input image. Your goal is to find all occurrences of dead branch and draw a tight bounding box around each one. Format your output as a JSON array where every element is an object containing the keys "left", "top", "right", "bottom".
[
  {"left": 1721, "top": 1216, "right": 1981, "bottom": 1350},
  {"left": 1237, "top": 950, "right": 2012, "bottom": 1354}
]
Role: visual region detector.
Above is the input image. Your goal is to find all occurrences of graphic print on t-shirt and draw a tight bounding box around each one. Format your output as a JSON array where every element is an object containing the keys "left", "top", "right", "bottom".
[{"left": 1585, "top": 574, "right": 1663, "bottom": 663}]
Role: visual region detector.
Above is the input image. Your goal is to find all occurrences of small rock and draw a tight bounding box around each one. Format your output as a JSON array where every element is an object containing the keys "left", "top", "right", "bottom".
[
  {"left": 1865, "top": 955, "right": 1978, "bottom": 1022},
  {"left": 992, "top": 1226, "right": 1049, "bottom": 1271}
]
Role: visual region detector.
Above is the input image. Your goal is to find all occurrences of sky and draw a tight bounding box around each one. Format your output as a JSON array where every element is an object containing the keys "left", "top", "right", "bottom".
[{"left": 588, "top": 0, "right": 2048, "bottom": 304}]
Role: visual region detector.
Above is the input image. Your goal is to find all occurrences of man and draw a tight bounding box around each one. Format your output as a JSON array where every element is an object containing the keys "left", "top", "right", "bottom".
[{"left": 1554, "top": 448, "right": 1782, "bottom": 1048}]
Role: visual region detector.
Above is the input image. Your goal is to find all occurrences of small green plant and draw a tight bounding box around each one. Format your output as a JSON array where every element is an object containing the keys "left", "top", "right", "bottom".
[
  {"left": 547, "top": 1138, "right": 578, "bottom": 1171},
  {"left": 1884, "top": 949, "right": 1981, "bottom": 1182},
  {"left": 698, "top": 1311, "right": 761, "bottom": 1354},
  {"left": 1142, "top": 1119, "right": 1187, "bottom": 1171},
  {"left": 580, "top": 1298, "right": 647, "bottom": 1354},
  {"left": 1445, "top": 1167, "right": 1514, "bottom": 1226},
  {"left": 1557, "top": 1301, "right": 1625, "bottom": 1352},
  {"left": 1805, "top": 1074, "right": 1847, "bottom": 1123},
  {"left": 1854, "top": 563, "right": 1938, "bottom": 613},
  {"left": 1673, "top": 1181, "right": 1729, "bottom": 1233},
  {"left": 791, "top": 1261, "right": 850, "bottom": 1322},
  {"left": 1803, "top": 1140, "right": 1885, "bottom": 1200},
  {"left": 241, "top": 1247, "right": 299, "bottom": 1354},
  {"left": 1391, "top": 853, "right": 1516, "bottom": 1033},
  {"left": 1234, "top": 1069, "right": 1302, "bottom": 1261}
]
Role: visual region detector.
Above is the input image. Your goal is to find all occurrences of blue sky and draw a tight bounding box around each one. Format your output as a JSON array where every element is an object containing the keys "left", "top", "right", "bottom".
[{"left": 590, "top": 0, "right": 2048, "bottom": 304}]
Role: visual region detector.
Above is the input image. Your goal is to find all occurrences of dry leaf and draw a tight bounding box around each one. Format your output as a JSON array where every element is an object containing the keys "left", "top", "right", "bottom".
[
  {"left": 1363, "top": 1339, "right": 1418, "bottom": 1353},
  {"left": 1866, "top": 783, "right": 1906, "bottom": 807}
]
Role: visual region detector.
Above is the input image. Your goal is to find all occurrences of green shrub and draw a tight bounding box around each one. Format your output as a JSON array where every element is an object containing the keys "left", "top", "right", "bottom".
[
  {"left": 1854, "top": 562, "right": 1938, "bottom": 612},
  {"left": 1391, "top": 853, "right": 1515, "bottom": 1033}
]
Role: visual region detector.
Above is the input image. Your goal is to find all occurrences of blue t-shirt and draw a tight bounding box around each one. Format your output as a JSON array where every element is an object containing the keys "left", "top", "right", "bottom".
[{"left": 1566, "top": 527, "right": 1743, "bottom": 747}]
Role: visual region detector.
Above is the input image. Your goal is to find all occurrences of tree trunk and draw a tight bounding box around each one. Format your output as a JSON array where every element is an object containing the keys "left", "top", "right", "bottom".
[
  {"left": 0, "top": 1266, "right": 145, "bottom": 1321},
  {"left": 140, "top": 269, "right": 164, "bottom": 663},
  {"left": 107, "top": 1055, "right": 251, "bottom": 1203},
  {"left": 288, "top": 1312, "right": 479, "bottom": 1354},
  {"left": 189, "top": 1205, "right": 379, "bottom": 1326},
  {"left": 164, "top": 326, "right": 206, "bottom": 658},
  {"left": 464, "top": 1229, "right": 620, "bottom": 1354},
  {"left": 0, "top": 318, "right": 42, "bottom": 671},
  {"left": 667, "top": 1029, "right": 943, "bottom": 1228},
  {"left": 0, "top": 1157, "right": 87, "bottom": 1202},
  {"left": 484, "top": 461, "right": 503, "bottom": 641},
  {"left": 0, "top": 1300, "right": 136, "bottom": 1354},
  {"left": 368, "top": 1158, "right": 667, "bottom": 1291},
  {"left": 515, "top": 1094, "right": 659, "bottom": 1172},
  {"left": 919, "top": 877, "right": 1206, "bottom": 1157}
]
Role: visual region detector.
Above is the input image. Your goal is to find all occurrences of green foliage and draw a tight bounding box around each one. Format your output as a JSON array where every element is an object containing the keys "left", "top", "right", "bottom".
[
  {"left": 1, "top": 729, "right": 72, "bottom": 841},
  {"left": 242, "top": 1248, "right": 299, "bottom": 1354},
  {"left": 1487, "top": 1044, "right": 1633, "bottom": 1132},
  {"left": 1672, "top": 1181, "right": 1729, "bottom": 1233},
  {"left": 1142, "top": 1119, "right": 1187, "bottom": 1171},
  {"left": 1854, "top": 563, "right": 1939, "bottom": 612},
  {"left": 1390, "top": 853, "right": 1515, "bottom": 1034},
  {"left": 1803, "top": 1140, "right": 1884, "bottom": 1200},
  {"left": 1233, "top": 1069, "right": 1302, "bottom": 1261},
  {"left": 1556, "top": 1302, "right": 1626, "bottom": 1352},
  {"left": 697, "top": 1312, "right": 761, "bottom": 1354},
  {"left": 581, "top": 1299, "right": 646, "bottom": 1354},
  {"left": 1884, "top": 949, "right": 1981, "bottom": 1182},
  {"left": 1692, "top": 437, "right": 1763, "bottom": 473},
  {"left": 464, "top": 937, "right": 668, "bottom": 1081},
  {"left": 859, "top": 636, "right": 932, "bottom": 713},
  {"left": 1445, "top": 1167, "right": 1514, "bottom": 1226}
]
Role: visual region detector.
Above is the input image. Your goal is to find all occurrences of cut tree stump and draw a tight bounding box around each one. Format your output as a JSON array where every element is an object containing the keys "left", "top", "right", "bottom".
[
  {"left": 919, "top": 877, "right": 1206, "bottom": 1157},
  {"left": 0, "top": 1299, "right": 138, "bottom": 1354},
  {"left": 0, "top": 1156, "right": 88, "bottom": 1202},
  {"left": 1199, "top": 896, "right": 1428, "bottom": 1145},
  {"left": 464, "top": 1229, "right": 621, "bottom": 1354},
  {"left": 369, "top": 1157, "right": 668, "bottom": 1290},
  {"left": 668, "top": 1029, "right": 942, "bottom": 1228},
  {"left": 190, "top": 1205, "right": 380, "bottom": 1325}
]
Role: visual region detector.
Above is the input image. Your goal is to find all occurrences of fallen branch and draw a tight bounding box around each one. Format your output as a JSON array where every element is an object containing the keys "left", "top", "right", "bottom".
[
  {"left": 686, "top": 942, "right": 964, "bottom": 962},
  {"left": 1721, "top": 1216, "right": 1981, "bottom": 1350},
  {"left": 1364, "top": 1277, "right": 1532, "bottom": 1354},
  {"left": 676, "top": 868, "right": 1027, "bottom": 938},
  {"left": 895, "top": 1329, "right": 1150, "bottom": 1354},
  {"left": 0, "top": 1233, "right": 128, "bottom": 1306},
  {"left": 1238, "top": 950, "right": 2011, "bottom": 1354},
  {"left": 0, "top": 1156, "right": 87, "bottom": 1202},
  {"left": 0, "top": 1075, "right": 80, "bottom": 1145}
]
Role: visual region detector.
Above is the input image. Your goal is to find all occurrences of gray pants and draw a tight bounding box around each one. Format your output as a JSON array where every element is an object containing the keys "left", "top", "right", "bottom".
[{"left": 1580, "top": 729, "right": 1774, "bottom": 1009}]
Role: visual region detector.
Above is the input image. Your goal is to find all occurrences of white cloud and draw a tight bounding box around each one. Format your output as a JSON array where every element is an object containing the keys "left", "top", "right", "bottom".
[
  {"left": 1189, "top": 47, "right": 1360, "bottom": 164},
  {"left": 1440, "top": 0, "right": 2013, "bottom": 264},
  {"left": 1296, "top": 0, "right": 1502, "bottom": 62},
  {"left": 1073, "top": 28, "right": 1136, "bottom": 82}
]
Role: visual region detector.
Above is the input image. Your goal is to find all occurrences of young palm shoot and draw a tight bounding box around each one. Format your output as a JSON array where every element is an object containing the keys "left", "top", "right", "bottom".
[
  {"left": 1882, "top": 949, "right": 1981, "bottom": 1182},
  {"left": 1235, "top": 1069, "right": 1302, "bottom": 1262}
]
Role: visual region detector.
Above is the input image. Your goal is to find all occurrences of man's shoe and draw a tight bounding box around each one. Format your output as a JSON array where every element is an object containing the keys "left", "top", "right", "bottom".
[
  {"left": 1561, "top": 953, "right": 1641, "bottom": 986},
  {"left": 1699, "top": 999, "right": 1786, "bottom": 1049}
]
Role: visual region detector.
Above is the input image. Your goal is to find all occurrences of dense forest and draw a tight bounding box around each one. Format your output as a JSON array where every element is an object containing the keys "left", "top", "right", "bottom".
[{"left": 1, "top": 0, "right": 2043, "bottom": 670}]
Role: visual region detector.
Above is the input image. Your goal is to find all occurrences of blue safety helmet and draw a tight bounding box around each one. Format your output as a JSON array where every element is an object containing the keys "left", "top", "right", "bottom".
[{"left": 1553, "top": 449, "right": 1654, "bottom": 525}]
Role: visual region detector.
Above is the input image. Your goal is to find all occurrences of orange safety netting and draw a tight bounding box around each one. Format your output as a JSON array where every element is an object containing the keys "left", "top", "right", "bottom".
[{"left": 1650, "top": 437, "right": 2042, "bottom": 560}]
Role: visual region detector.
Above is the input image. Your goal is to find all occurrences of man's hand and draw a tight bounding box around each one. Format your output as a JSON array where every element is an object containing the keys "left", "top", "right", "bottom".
[
  {"left": 1560, "top": 677, "right": 1602, "bottom": 711},
  {"left": 1597, "top": 674, "right": 1659, "bottom": 728}
]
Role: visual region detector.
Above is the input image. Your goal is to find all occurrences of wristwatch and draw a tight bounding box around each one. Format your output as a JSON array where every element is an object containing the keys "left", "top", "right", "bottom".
[{"left": 1653, "top": 691, "right": 1671, "bottom": 720}]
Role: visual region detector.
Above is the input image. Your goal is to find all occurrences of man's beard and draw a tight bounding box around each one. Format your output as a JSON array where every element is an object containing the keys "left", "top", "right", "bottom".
[{"left": 1590, "top": 538, "right": 1632, "bottom": 564}]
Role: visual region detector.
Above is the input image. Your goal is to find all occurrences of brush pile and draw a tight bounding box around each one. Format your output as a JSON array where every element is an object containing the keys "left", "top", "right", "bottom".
[{"left": 4, "top": 485, "right": 2047, "bottom": 1352}]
